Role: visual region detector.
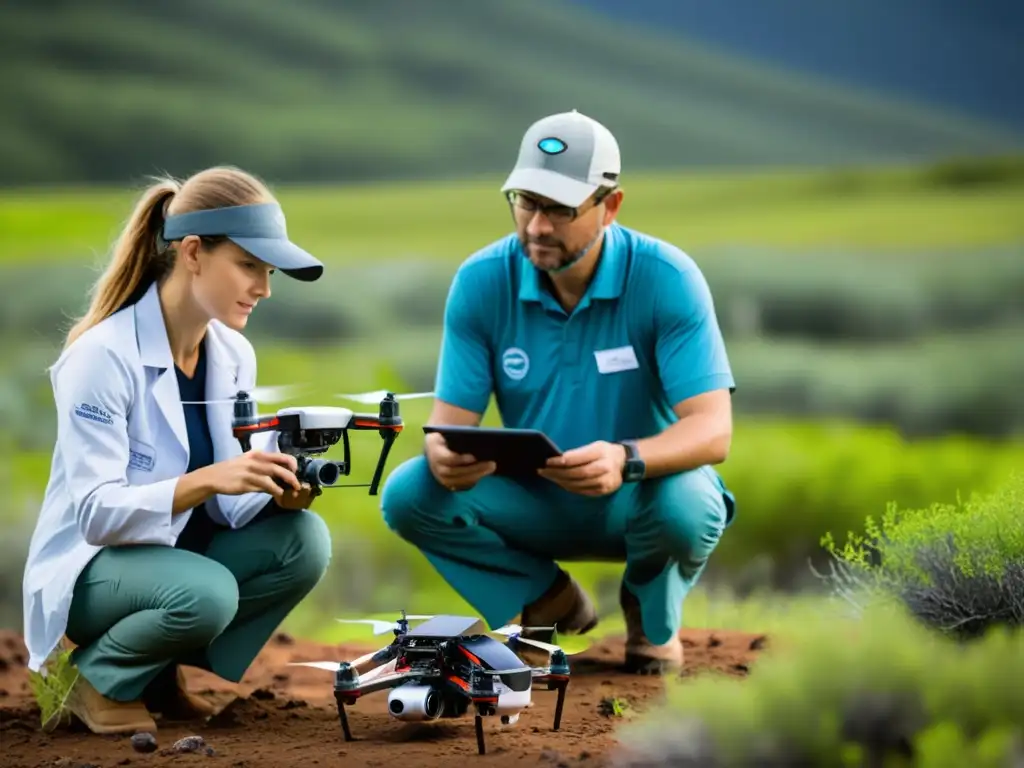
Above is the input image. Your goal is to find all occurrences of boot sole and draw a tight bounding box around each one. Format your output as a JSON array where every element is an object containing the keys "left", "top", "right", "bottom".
[{"left": 623, "top": 653, "right": 683, "bottom": 676}]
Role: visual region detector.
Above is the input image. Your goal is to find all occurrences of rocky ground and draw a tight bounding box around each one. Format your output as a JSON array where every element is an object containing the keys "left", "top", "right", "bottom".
[{"left": 0, "top": 626, "right": 766, "bottom": 767}]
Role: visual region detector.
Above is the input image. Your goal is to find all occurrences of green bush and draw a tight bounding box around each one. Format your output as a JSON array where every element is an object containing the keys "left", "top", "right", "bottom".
[
  {"left": 705, "top": 244, "right": 1024, "bottom": 344},
  {"left": 710, "top": 421, "right": 1024, "bottom": 587},
  {"left": 822, "top": 473, "right": 1024, "bottom": 640},
  {"left": 727, "top": 324, "right": 1024, "bottom": 438},
  {"left": 610, "top": 601, "right": 1024, "bottom": 768}
]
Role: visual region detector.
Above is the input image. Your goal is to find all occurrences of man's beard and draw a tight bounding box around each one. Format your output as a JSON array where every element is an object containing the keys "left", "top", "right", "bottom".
[{"left": 521, "top": 225, "right": 605, "bottom": 274}]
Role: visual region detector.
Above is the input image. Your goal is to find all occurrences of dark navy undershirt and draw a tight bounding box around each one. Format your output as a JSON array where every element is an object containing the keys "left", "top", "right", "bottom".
[{"left": 173, "top": 339, "right": 219, "bottom": 553}]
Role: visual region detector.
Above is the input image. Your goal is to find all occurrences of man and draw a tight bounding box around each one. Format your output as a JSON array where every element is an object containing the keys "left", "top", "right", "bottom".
[{"left": 380, "top": 110, "right": 736, "bottom": 674}]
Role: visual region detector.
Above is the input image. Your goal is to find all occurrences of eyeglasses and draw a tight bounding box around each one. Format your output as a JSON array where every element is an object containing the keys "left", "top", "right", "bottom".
[{"left": 505, "top": 187, "right": 615, "bottom": 224}]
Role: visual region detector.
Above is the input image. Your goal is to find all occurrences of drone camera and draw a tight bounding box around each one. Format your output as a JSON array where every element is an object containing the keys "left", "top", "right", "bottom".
[
  {"left": 387, "top": 683, "right": 443, "bottom": 722},
  {"left": 296, "top": 456, "right": 347, "bottom": 487}
]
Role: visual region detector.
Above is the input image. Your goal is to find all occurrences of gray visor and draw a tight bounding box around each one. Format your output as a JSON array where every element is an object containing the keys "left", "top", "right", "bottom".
[{"left": 162, "top": 202, "right": 323, "bottom": 282}]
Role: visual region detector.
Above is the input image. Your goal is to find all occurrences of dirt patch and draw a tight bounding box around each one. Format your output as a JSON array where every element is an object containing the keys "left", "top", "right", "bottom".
[{"left": 0, "top": 626, "right": 765, "bottom": 767}]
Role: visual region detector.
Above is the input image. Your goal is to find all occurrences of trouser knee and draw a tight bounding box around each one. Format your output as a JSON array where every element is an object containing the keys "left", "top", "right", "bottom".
[
  {"left": 277, "top": 509, "right": 333, "bottom": 591},
  {"left": 164, "top": 567, "right": 239, "bottom": 647},
  {"left": 380, "top": 455, "right": 447, "bottom": 540},
  {"left": 647, "top": 468, "right": 729, "bottom": 567}
]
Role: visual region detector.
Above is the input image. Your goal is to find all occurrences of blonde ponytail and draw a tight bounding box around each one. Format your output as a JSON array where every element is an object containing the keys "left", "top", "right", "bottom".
[
  {"left": 64, "top": 177, "right": 180, "bottom": 349},
  {"left": 63, "top": 165, "right": 276, "bottom": 350}
]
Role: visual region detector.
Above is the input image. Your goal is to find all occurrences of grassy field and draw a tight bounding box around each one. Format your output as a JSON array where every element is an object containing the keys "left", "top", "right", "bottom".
[{"left": 3, "top": 159, "right": 1024, "bottom": 265}]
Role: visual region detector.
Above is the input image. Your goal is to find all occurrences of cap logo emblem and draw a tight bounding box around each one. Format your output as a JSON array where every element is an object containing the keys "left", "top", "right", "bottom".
[{"left": 537, "top": 137, "right": 567, "bottom": 155}]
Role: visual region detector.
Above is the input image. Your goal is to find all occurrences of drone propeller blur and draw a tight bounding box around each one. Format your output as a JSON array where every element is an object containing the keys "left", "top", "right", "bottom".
[
  {"left": 181, "top": 386, "right": 434, "bottom": 407},
  {"left": 179, "top": 383, "right": 308, "bottom": 406},
  {"left": 331, "top": 615, "right": 578, "bottom": 662},
  {"left": 336, "top": 615, "right": 438, "bottom": 635},
  {"left": 335, "top": 390, "right": 434, "bottom": 405}
]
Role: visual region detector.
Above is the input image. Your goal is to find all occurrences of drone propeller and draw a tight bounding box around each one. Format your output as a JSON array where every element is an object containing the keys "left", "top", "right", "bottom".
[
  {"left": 491, "top": 623, "right": 557, "bottom": 637},
  {"left": 334, "top": 390, "right": 435, "bottom": 405},
  {"left": 288, "top": 648, "right": 380, "bottom": 671},
  {"left": 511, "top": 636, "right": 564, "bottom": 654},
  {"left": 180, "top": 384, "right": 305, "bottom": 406},
  {"left": 335, "top": 615, "right": 435, "bottom": 635}
]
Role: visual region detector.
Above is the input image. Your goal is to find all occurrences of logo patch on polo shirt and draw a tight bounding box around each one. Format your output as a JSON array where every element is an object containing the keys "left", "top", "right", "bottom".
[
  {"left": 594, "top": 345, "right": 639, "bottom": 374},
  {"left": 501, "top": 347, "right": 530, "bottom": 380}
]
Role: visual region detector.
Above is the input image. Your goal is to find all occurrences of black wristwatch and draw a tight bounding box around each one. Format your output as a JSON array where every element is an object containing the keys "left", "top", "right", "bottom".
[{"left": 618, "top": 440, "right": 645, "bottom": 482}]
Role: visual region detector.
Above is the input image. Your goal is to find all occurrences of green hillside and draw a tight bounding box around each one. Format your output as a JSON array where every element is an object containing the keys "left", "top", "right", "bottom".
[{"left": 1, "top": 0, "right": 1021, "bottom": 186}]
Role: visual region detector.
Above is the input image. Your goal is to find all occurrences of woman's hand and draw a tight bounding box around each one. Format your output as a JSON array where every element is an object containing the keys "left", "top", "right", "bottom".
[
  {"left": 204, "top": 450, "right": 302, "bottom": 498},
  {"left": 276, "top": 482, "right": 320, "bottom": 510}
]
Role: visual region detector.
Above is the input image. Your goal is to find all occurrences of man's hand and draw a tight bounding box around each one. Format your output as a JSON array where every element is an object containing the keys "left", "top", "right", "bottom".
[
  {"left": 538, "top": 440, "right": 627, "bottom": 497},
  {"left": 425, "top": 431, "right": 497, "bottom": 492},
  {"left": 276, "top": 482, "right": 320, "bottom": 510}
]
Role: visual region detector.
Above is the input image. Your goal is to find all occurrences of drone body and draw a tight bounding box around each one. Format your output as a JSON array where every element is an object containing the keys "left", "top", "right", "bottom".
[
  {"left": 290, "top": 613, "right": 571, "bottom": 755},
  {"left": 228, "top": 391, "right": 404, "bottom": 494}
]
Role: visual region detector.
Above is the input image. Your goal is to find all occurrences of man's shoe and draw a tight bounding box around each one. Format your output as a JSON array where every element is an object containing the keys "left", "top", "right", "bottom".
[
  {"left": 620, "top": 582, "right": 683, "bottom": 675},
  {"left": 143, "top": 665, "right": 218, "bottom": 721},
  {"left": 65, "top": 674, "right": 158, "bottom": 735},
  {"left": 520, "top": 567, "right": 599, "bottom": 638}
]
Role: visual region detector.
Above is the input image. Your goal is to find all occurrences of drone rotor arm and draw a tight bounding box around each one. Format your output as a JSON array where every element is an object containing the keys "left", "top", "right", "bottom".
[{"left": 341, "top": 669, "right": 421, "bottom": 699}]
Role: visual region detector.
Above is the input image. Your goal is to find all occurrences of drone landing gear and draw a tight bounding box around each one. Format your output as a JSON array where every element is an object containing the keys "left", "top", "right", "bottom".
[
  {"left": 475, "top": 714, "right": 486, "bottom": 755},
  {"left": 550, "top": 676, "right": 568, "bottom": 731},
  {"left": 335, "top": 693, "right": 353, "bottom": 741}
]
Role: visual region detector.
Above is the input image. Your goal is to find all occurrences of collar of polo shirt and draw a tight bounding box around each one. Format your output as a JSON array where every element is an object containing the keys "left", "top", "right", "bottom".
[{"left": 517, "top": 223, "right": 628, "bottom": 311}]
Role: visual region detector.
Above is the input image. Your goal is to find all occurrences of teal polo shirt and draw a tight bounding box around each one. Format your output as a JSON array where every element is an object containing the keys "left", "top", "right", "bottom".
[{"left": 434, "top": 222, "right": 735, "bottom": 452}]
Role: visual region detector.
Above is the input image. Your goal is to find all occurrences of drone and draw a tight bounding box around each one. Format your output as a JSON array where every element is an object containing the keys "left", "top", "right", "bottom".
[
  {"left": 183, "top": 386, "right": 433, "bottom": 495},
  {"left": 288, "top": 612, "right": 573, "bottom": 755}
]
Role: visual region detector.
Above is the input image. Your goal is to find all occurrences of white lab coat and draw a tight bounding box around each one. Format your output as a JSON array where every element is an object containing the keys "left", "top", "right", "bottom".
[{"left": 21, "top": 281, "right": 280, "bottom": 673}]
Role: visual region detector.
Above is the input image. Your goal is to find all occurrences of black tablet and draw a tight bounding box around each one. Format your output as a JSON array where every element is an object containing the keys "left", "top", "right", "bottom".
[{"left": 422, "top": 425, "right": 563, "bottom": 478}]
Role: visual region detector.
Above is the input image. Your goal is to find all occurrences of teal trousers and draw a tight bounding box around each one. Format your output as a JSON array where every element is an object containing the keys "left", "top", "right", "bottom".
[
  {"left": 380, "top": 456, "right": 735, "bottom": 646},
  {"left": 65, "top": 504, "right": 332, "bottom": 702}
]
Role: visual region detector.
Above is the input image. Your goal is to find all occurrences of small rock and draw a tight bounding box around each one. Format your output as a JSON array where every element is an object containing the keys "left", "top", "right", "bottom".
[
  {"left": 170, "top": 735, "right": 206, "bottom": 753},
  {"left": 130, "top": 732, "right": 158, "bottom": 753},
  {"left": 205, "top": 746, "right": 217, "bottom": 756}
]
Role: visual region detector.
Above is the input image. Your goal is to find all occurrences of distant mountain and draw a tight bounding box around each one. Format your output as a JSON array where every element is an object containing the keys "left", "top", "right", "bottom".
[
  {"left": 569, "top": 0, "right": 1024, "bottom": 133},
  {"left": 0, "top": 0, "right": 1020, "bottom": 186}
]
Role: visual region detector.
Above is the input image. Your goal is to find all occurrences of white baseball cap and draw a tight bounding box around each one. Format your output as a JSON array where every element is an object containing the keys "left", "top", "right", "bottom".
[{"left": 501, "top": 110, "right": 621, "bottom": 208}]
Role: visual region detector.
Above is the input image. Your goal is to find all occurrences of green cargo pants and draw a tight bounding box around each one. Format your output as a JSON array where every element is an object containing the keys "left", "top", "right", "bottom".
[{"left": 64, "top": 503, "right": 332, "bottom": 703}]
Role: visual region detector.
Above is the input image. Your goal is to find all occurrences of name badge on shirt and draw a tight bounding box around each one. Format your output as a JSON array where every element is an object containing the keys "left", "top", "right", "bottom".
[{"left": 594, "top": 345, "right": 639, "bottom": 374}]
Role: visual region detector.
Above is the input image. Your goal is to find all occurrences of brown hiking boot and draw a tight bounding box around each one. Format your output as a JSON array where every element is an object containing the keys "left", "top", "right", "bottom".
[
  {"left": 143, "top": 665, "right": 219, "bottom": 721},
  {"left": 620, "top": 582, "right": 683, "bottom": 675},
  {"left": 520, "top": 568, "right": 599, "bottom": 638},
  {"left": 65, "top": 673, "right": 157, "bottom": 735}
]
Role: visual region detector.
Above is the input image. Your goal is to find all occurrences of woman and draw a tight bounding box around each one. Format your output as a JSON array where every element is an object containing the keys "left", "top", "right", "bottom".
[{"left": 21, "top": 166, "right": 334, "bottom": 735}]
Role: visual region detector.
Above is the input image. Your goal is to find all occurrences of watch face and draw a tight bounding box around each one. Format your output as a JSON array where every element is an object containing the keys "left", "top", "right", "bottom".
[{"left": 624, "top": 460, "right": 645, "bottom": 482}]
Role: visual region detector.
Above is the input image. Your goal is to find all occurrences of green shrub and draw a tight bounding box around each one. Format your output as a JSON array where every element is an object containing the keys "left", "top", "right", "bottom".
[
  {"left": 727, "top": 324, "right": 1024, "bottom": 439},
  {"left": 610, "top": 601, "right": 1024, "bottom": 768},
  {"left": 711, "top": 421, "right": 1024, "bottom": 587},
  {"left": 705, "top": 244, "right": 1024, "bottom": 344},
  {"left": 822, "top": 473, "right": 1024, "bottom": 640}
]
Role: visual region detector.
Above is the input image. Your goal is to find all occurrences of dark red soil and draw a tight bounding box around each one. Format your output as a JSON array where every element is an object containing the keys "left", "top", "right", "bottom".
[{"left": 0, "top": 626, "right": 766, "bottom": 767}]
